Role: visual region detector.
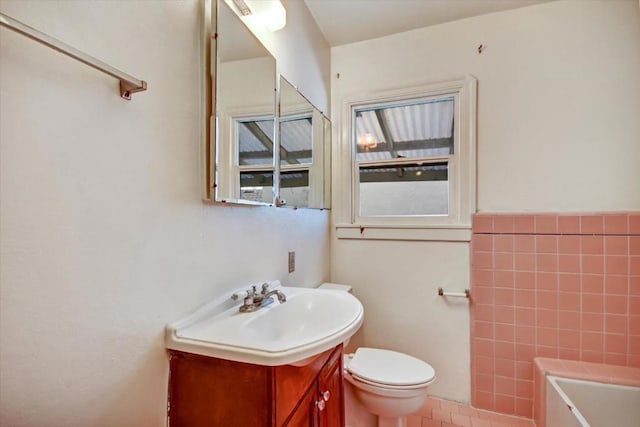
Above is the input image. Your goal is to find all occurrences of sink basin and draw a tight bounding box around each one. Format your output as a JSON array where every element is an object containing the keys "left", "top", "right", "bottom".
[{"left": 165, "top": 283, "right": 364, "bottom": 366}]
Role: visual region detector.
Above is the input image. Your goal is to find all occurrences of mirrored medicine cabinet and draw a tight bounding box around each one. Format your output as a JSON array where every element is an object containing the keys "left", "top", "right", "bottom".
[{"left": 202, "top": 0, "right": 331, "bottom": 209}]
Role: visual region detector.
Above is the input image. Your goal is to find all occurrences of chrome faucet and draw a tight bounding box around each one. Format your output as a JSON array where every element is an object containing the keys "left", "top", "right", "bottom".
[
  {"left": 260, "top": 282, "right": 287, "bottom": 304},
  {"left": 231, "top": 283, "right": 286, "bottom": 313}
]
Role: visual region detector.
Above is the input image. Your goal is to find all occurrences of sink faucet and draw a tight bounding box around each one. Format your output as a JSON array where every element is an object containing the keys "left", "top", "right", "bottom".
[{"left": 231, "top": 283, "right": 286, "bottom": 313}]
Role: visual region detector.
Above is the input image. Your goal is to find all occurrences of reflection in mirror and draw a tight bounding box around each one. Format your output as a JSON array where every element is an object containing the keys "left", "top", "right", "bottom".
[
  {"left": 278, "top": 76, "right": 331, "bottom": 209},
  {"left": 211, "top": 0, "right": 277, "bottom": 204}
]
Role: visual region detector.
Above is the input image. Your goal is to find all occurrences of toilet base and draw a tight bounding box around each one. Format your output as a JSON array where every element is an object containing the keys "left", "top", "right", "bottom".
[{"left": 378, "top": 415, "right": 407, "bottom": 427}]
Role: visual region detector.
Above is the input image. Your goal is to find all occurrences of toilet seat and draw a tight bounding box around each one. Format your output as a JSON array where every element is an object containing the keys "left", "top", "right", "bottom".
[
  {"left": 346, "top": 348, "right": 436, "bottom": 388},
  {"left": 348, "top": 372, "right": 435, "bottom": 390}
]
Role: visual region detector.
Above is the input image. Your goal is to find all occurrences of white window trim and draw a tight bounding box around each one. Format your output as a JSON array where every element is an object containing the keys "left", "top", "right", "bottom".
[{"left": 335, "top": 75, "right": 477, "bottom": 241}]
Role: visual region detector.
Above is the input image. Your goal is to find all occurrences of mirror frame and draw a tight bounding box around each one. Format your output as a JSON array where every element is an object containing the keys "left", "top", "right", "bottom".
[{"left": 201, "top": 0, "right": 213, "bottom": 201}]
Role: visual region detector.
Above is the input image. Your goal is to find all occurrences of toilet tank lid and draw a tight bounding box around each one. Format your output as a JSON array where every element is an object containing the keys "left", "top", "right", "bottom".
[
  {"left": 348, "top": 347, "right": 435, "bottom": 386},
  {"left": 318, "top": 283, "right": 352, "bottom": 293}
]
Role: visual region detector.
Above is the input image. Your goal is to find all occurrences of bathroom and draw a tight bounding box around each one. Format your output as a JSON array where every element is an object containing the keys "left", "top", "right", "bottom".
[{"left": 0, "top": 0, "right": 638, "bottom": 426}]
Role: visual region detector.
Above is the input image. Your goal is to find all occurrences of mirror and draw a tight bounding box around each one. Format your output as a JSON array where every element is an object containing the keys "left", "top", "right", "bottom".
[
  {"left": 202, "top": 0, "right": 331, "bottom": 209},
  {"left": 278, "top": 76, "right": 331, "bottom": 209},
  {"left": 208, "top": 0, "right": 277, "bottom": 205}
]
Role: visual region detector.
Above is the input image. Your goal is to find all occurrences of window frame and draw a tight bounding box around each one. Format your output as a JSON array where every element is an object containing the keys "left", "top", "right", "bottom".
[{"left": 336, "top": 76, "right": 477, "bottom": 241}]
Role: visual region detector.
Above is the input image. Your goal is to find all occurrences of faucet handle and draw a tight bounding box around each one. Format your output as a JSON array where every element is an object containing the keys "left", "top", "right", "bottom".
[
  {"left": 231, "top": 285, "right": 257, "bottom": 301},
  {"left": 261, "top": 282, "right": 270, "bottom": 294},
  {"left": 231, "top": 290, "right": 248, "bottom": 301}
]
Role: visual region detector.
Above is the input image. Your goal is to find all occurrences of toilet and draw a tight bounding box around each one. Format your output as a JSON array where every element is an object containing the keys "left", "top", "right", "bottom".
[
  {"left": 343, "top": 348, "right": 436, "bottom": 427},
  {"left": 319, "top": 283, "right": 436, "bottom": 427}
]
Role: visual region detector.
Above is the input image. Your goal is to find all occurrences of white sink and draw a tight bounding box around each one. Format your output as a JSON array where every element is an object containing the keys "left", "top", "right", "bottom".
[{"left": 165, "top": 283, "right": 364, "bottom": 366}]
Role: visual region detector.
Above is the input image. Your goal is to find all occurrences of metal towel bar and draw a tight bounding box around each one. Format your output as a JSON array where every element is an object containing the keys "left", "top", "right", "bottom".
[
  {"left": 0, "top": 12, "right": 147, "bottom": 100},
  {"left": 438, "top": 287, "right": 470, "bottom": 299}
]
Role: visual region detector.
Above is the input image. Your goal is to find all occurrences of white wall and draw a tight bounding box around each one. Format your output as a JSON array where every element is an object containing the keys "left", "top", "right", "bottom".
[
  {"left": 0, "top": 1, "right": 331, "bottom": 426},
  {"left": 331, "top": 0, "right": 640, "bottom": 402}
]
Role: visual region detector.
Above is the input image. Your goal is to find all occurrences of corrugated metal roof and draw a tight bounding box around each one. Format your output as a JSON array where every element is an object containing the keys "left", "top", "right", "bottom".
[
  {"left": 240, "top": 158, "right": 271, "bottom": 166},
  {"left": 386, "top": 99, "right": 454, "bottom": 141},
  {"left": 237, "top": 117, "right": 313, "bottom": 166},
  {"left": 356, "top": 97, "right": 454, "bottom": 162},
  {"left": 280, "top": 117, "right": 312, "bottom": 153},
  {"left": 238, "top": 119, "right": 274, "bottom": 165}
]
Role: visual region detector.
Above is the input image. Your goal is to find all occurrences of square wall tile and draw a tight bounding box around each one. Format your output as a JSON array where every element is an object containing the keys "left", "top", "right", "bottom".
[
  {"left": 581, "top": 215, "right": 604, "bottom": 234},
  {"left": 558, "top": 311, "right": 580, "bottom": 330},
  {"left": 515, "top": 235, "right": 535, "bottom": 253},
  {"left": 559, "top": 236, "right": 580, "bottom": 254},
  {"left": 604, "top": 214, "right": 628, "bottom": 234},
  {"left": 494, "top": 215, "right": 515, "bottom": 234},
  {"left": 474, "top": 234, "right": 493, "bottom": 252},
  {"left": 514, "top": 215, "right": 535, "bottom": 234},
  {"left": 473, "top": 215, "right": 494, "bottom": 233},
  {"left": 605, "top": 236, "right": 629, "bottom": 255},
  {"left": 582, "top": 274, "right": 604, "bottom": 293},
  {"left": 558, "top": 274, "right": 580, "bottom": 292},
  {"left": 535, "top": 215, "right": 557, "bottom": 234},
  {"left": 581, "top": 236, "right": 604, "bottom": 255},
  {"left": 558, "top": 215, "right": 580, "bottom": 234},
  {"left": 495, "top": 235, "right": 514, "bottom": 252}
]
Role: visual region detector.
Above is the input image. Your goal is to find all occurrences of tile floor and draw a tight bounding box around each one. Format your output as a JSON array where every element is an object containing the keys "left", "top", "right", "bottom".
[{"left": 406, "top": 396, "right": 534, "bottom": 427}]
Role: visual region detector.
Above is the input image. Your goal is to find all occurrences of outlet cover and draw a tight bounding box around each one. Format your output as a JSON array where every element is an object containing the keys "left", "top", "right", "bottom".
[{"left": 288, "top": 251, "right": 295, "bottom": 273}]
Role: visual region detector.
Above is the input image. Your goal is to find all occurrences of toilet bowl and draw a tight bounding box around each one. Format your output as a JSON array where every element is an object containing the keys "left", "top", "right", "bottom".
[{"left": 343, "top": 347, "right": 436, "bottom": 427}]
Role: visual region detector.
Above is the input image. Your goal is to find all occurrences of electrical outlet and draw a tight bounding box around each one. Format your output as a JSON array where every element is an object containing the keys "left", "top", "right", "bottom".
[{"left": 288, "top": 251, "right": 295, "bottom": 273}]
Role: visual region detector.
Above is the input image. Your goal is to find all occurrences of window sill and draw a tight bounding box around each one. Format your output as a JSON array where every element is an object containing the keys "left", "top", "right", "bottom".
[{"left": 335, "top": 224, "right": 471, "bottom": 242}]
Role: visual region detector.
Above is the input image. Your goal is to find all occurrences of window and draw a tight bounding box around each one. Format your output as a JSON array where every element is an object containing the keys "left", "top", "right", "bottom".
[
  {"left": 338, "top": 76, "right": 477, "bottom": 240},
  {"left": 236, "top": 117, "right": 276, "bottom": 203},
  {"left": 355, "top": 96, "right": 454, "bottom": 217},
  {"left": 279, "top": 113, "right": 313, "bottom": 207},
  {"left": 233, "top": 112, "right": 316, "bottom": 207}
]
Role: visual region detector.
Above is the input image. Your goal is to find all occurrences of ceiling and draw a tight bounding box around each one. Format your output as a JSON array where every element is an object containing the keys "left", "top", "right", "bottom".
[{"left": 303, "top": 0, "right": 552, "bottom": 46}]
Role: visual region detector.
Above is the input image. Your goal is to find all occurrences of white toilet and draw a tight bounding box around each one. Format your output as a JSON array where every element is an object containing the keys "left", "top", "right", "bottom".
[
  {"left": 318, "top": 283, "right": 436, "bottom": 427},
  {"left": 343, "top": 348, "right": 436, "bottom": 427}
]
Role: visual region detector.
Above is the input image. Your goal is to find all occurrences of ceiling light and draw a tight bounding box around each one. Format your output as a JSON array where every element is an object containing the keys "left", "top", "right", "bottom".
[
  {"left": 357, "top": 133, "right": 377, "bottom": 149},
  {"left": 244, "top": 0, "right": 287, "bottom": 31}
]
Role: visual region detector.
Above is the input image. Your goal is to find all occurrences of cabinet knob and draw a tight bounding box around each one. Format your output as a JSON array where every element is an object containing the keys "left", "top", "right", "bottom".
[
  {"left": 315, "top": 399, "right": 326, "bottom": 411},
  {"left": 322, "top": 390, "right": 330, "bottom": 402}
]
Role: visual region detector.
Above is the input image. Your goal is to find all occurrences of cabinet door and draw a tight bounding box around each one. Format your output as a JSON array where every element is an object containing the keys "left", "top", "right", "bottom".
[
  {"left": 284, "top": 384, "right": 317, "bottom": 427},
  {"left": 317, "top": 349, "right": 344, "bottom": 427},
  {"left": 275, "top": 348, "right": 334, "bottom": 425},
  {"left": 168, "top": 352, "right": 272, "bottom": 427}
]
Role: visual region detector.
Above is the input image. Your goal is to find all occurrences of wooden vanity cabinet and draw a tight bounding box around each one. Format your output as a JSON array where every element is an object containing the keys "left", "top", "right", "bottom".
[{"left": 167, "top": 344, "right": 344, "bottom": 427}]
